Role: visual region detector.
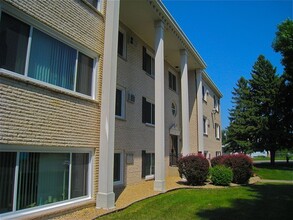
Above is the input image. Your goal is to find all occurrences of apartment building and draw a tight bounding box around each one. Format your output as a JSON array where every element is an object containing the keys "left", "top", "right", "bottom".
[
  {"left": 0, "top": 0, "right": 105, "bottom": 218},
  {"left": 0, "top": 0, "right": 222, "bottom": 218},
  {"left": 97, "top": 0, "right": 222, "bottom": 209}
]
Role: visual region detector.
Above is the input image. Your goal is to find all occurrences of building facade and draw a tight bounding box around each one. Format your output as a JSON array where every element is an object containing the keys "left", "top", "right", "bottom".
[
  {"left": 0, "top": 0, "right": 105, "bottom": 218},
  {"left": 0, "top": 0, "right": 222, "bottom": 218}
]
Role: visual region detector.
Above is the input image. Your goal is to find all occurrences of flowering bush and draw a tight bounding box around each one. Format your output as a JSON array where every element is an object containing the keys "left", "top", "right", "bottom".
[
  {"left": 210, "top": 165, "right": 233, "bottom": 186},
  {"left": 178, "top": 154, "right": 209, "bottom": 185}
]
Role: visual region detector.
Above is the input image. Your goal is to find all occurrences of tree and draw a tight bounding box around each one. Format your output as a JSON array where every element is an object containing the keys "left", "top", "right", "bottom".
[
  {"left": 249, "top": 55, "right": 282, "bottom": 165},
  {"left": 226, "top": 77, "right": 254, "bottom": 154},
  {"left": 272, "top": 19, "right": 293, "bottom": 148}
]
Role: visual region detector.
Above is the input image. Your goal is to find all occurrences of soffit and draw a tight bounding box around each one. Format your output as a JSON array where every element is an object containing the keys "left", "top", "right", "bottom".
[{"left": 120, "top": 0, "right": 205, "bottom": 71}]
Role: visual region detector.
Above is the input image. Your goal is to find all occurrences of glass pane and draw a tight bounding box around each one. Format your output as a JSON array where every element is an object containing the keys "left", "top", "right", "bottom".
[
  {"left": 151, "top": 104, "right": 155, "bottom": 125},
  {"left": 114, "top": 153, "right": 121, "bottom": 182},
  {"left": 28, "top": 29, "right": 76, "bottom": 90},
  {"left": 0, "top": 12, "right": 29, "bottom": 74},
  {"left": 118, "top": 31, "right": 124, "bottom": 56},
  {"left": 145, "top": 101, "right": 151, "bottom": 123},
  {"left": 17, "top": 153, "right": 70, "bottom": 210},
  {"left": 86, "top": 0, "right": 98, "bottom": 8},
  {"left": 71, "top": 153, "right": 89, "bottom": 198},
  {"left": 145, "top": 53, "right": 152, "bottom": 75},
  {"left": 76, "top": 52, "right": 93, "bottom": 96},
  {"left": 0, "top": 152, "right": 17, "bottom": 214},
  {"left": 115, "top": 89, "right": 122, "bottom": 116}
]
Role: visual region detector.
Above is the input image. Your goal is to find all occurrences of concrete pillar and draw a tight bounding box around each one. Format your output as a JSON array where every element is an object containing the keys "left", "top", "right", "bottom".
[
  {"left": 180, "top": 49, "right": 190, "bottom": 156},
  {"left": 154, "top": 20, "right": 165, "bottom": 192},
  {"left": 96, "top": 0, "right": 120, "bottom": 209},
  {"left": 196, "top": 69, "right": 204, "bottom": 153}
]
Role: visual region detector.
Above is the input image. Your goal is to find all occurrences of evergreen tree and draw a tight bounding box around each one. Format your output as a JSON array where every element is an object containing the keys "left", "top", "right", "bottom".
[
  {"left": 272, "top": 19, "right": 293, "bottom": 148},
  {"left": 226, "top": 77, "right": 254, "bottom": 154},
  {"left": 249, "top": 55, "right": 282, "bottom": 165}
]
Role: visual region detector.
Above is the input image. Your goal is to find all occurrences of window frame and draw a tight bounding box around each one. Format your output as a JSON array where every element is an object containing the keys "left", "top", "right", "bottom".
[
  {"left": 0, "top": 145, "right": 93, "bottom": 219},
  {"left": 168, "top": 71, "right": 177, "bottom": 92},
  {"left": 113, "top": 151, "right": 124, "bottom": 185},
  {"left": 203, "top": 117, "right": 208, "bottom": 136},
  {"left": 117, "top": 28, "right": 127, "bottom": 59},
  {"left": 0, "top": 10, "right": 98, "bottom": 100},
  {"left": 115, "top": 85, "right": 126, "bottom": 119},
  {"left": 213, "top": 95, "right": 219, "bottom": 112},
  {"left": 215, "top": 123, "right": 220, "bottom": 140},
  {"left": 142, "top": 46, "right": 155, "bottom": 78},
  {"left": 142, "top": 97, "right": 155, "bottom": 126}
]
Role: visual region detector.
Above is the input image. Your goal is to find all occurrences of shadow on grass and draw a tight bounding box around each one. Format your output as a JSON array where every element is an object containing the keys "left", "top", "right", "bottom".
[
  {"left": 196, "top": 184, "right": 293, "bottom": 220},
  {"left": 254, "top": 162, "right": 293, "bottom": 170}
]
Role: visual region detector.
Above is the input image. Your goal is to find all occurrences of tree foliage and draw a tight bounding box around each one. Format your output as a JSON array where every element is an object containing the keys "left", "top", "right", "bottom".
[{"left": 272, "top": 19, "right": 293, "bottom": 148}]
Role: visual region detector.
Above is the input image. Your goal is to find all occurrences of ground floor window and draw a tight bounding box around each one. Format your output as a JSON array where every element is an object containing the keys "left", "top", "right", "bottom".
[
  {"left": 114, "top": 153, "right": 123, "bottom": 185},
  {"left": 141, "top": 151, "right": 155, "bottom": 178},
  {"left": 0, "top": 150, "right": 91, "bottom": 216}
]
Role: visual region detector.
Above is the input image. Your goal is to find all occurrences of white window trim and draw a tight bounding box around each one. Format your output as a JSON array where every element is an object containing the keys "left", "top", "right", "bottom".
[
  {"left": 203, "top": 117, "right": 208, "bottom": 136},
  {"left": 115, "top": 85, "right": 126, "bottom": 119},
  {"left": 0, "top": 145, "right": 93, "bottom": 220},
  {"left": 144, "top": 48, "right": 155, "bottom": 78},
  {"left": 215, "top": 123, "right": 220, "bottom": 140},
  {"left": 114, "top": 151, "right": 124, "bottom": 186},
  {"left": 118, "top": 28, "right": 127, "bottom": 59},
  {"left": 0, "top": 8, "right": 99, "bottom": 100},
  {"left": 145, "top": 97, "right": 155, "bottom": 126}
]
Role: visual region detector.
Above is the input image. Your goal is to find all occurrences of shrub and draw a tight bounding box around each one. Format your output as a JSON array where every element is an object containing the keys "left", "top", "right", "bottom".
[
  {"left": 211, "top": 155, "right": 226, "bottom": 167},
  {"left": 210, "top": 165, "right": 233, "bottom": 186},
  {"left": 178, "top": 154, "right": 209, "bottom": 185},
  {"left": 223, "top": 154, "right": 253, "bottom": 184}
]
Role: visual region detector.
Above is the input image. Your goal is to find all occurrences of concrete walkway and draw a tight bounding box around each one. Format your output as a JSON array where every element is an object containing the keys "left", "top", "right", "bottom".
[{"left": 259, "top": 179, "right": 293, "bottom": 184}]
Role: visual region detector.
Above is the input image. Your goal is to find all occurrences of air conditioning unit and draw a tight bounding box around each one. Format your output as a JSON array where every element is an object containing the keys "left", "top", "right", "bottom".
[{"left": 127, "top": 92, "right": 135, "bottom": 103}]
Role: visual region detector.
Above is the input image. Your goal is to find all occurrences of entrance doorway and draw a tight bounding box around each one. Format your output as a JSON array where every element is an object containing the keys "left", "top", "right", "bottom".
[{"left": 169, "top": 135, "right": 179, "bottom": 166}]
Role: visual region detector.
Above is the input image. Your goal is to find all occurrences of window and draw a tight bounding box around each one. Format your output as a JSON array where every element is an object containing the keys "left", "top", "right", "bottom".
[
  {"left": 114, "top": 153, "right": 123, "bottom": 185},
  {"left": 168, "top": 72, "right": 177, "bottom": 91},
  {"left": 115, "top": 87, "right": 125, "bottom": 118},
  {"left": 214, "top": 95, "right": 219, "bottom": 112},
  {"left": 142, "top": 97, "right": 155, "bottom": 125},
  {"left": 118, "top": 30, "right": 126, "bottom": 58},
  {"left": 142, "top": 151, "right": 155, "bottom": 178},
  {"left": 142, "top": 46, "right": 155, "bottom": 77},
  {"left": 0, "top": 150, "right": 90, "bottom": 215},
  {"left": 215, "top": 123, "right": 220, "bottom": 140},
  {"left": 0, "top": 12, "right": 96, "bottom": 97},
  {"left": 203, "top": 117, "right": 208, "bottom": 135},
  {"left": 171, "top": 102, "right": 177, "bottom": 117},
  {"left": 86, "top": 0, "right": 102, "bottom": 11},
  {"left": 216, "top": 151, "right": 222, "bottom": 157}
]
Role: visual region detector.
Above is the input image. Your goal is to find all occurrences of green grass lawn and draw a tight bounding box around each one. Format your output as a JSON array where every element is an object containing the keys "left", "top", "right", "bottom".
[
  {"left": 98, "top": 183, "right": 293, "bottom": 220},
  {"left": 253, "top": 162, "right": 293, "bottom": 180}
]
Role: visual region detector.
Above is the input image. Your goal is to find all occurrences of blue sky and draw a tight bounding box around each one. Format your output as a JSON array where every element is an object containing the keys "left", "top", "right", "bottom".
[{"left": 163, "top": 0, "right": 293, "bottom": 129}]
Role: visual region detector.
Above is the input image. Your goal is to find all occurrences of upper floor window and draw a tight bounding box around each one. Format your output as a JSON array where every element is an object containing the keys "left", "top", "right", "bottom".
[
  {"left": 215, "top": 123, "right": 220, "bottom": 140},
  {"left": 171, "top": 102, "right": 177, "bottom": 117},
  {"left": 214, "top": 95, "right": 219, "bottom": 112},
  {"left": 142, "top": 46, "right": 155, "bottom": 77},
  {"left": 86, "top": 0, "right": 102, "bottom": 11},
  {"left": 115, "top": 86, "right": 125, "bottom": 119},
  {"left": 168, "top": 72, "right": 177, "bottom": 92},
  {"left": 142, "top": 97, "right": 155, "bottom": 125},
  {"left": 203, "top": 117, "right": 208, "bottom": 135},
  {"left": 0, "top": 12, "right": 96, "bottom": 97},
  {"left": 118, "top": 29, "right": 126, "bottom": 58}
]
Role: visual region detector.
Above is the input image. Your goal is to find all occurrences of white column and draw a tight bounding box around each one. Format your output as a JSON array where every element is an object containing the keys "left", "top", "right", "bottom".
[
  {"left": 154, "top": 20, "right": 165, "bottom": 192},
  {"left": 180, "top": 50, "right": 190, "bottom": 156},
  {"left": 196, "top": 69, "right": 204, "bottom": 153},
  {"left": 96, "top": 0, "right": 120, "bottom": 209}
]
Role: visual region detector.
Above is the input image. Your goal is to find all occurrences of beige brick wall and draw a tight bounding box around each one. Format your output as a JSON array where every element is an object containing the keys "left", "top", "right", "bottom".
[
  {"left": 202, "top": 80, "right": 222, "bottom": 159},
  {"left": 0, "top": 0, "right": 106, "bottom": 199},
  {"left": 115, "top": 23, "right": 182, "bottom": 185}
]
